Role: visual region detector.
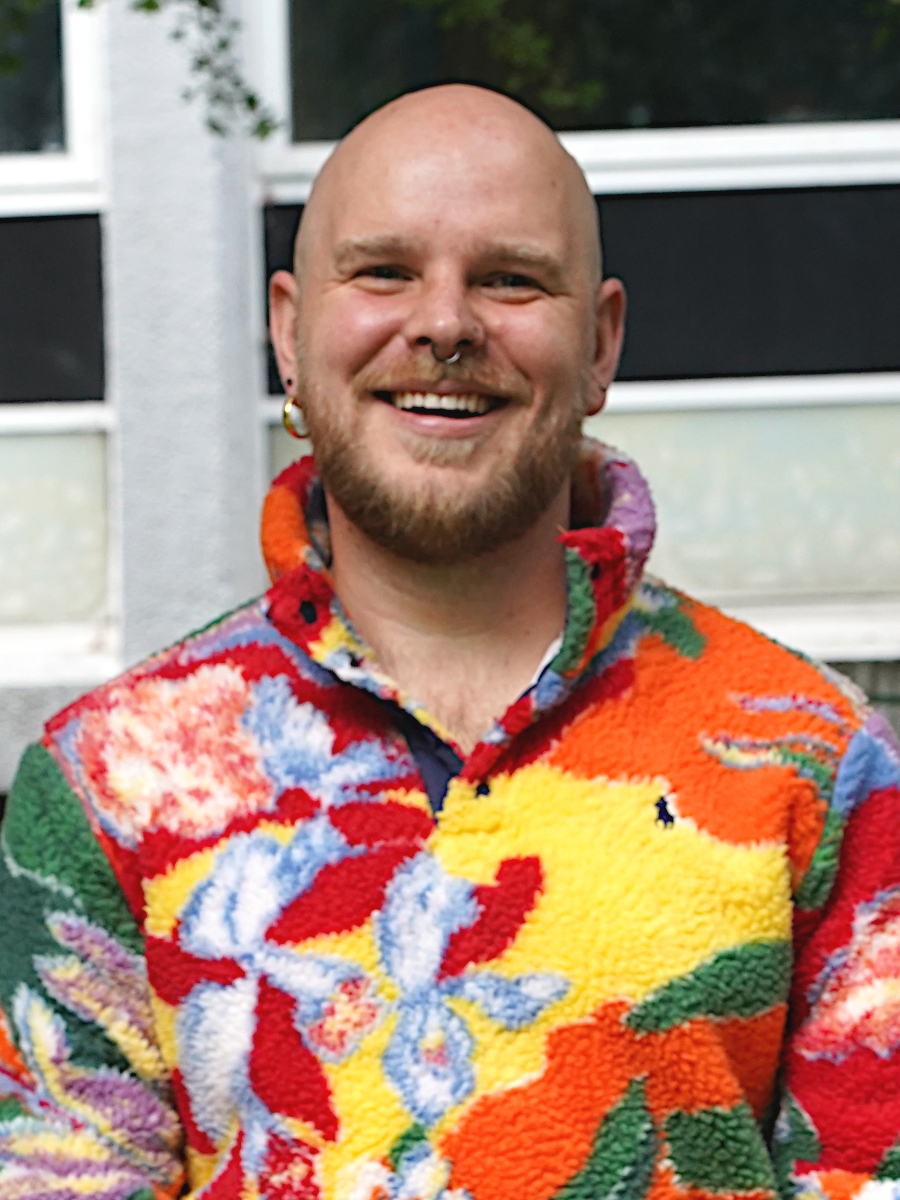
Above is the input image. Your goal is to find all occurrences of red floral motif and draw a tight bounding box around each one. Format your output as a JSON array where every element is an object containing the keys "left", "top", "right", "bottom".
[
  {"left": 260, "top": 1134, "right": 321, "bottom": 1200},
  {"left": 250, "top": 980, "right": 338, "bottom": 1140},
  {"left": 440, "top": 858, "right": 544, "bottom": 979},
  {"left": 147, "top": 799, "right": 435, "bottom": 1165},
  {"left": 268, "top": 803, "right": 433, "bottom": 944},
  {"left": 72, "top": 663, "right": 274, "bottom": 845}
]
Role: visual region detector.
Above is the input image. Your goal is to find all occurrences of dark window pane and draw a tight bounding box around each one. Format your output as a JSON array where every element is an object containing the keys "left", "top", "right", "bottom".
[
  {"left": 290, "top": 0, "right": 900, "bottom": 138},
  {"left": 0, "top": 215, "right": 104, "bottom": 402},
  {"left": 265, "top": 188, "right": 900, "bottom": 385},
  {"left": 602, "top": 185, "right": 900, "bottom": 379},
  {"left": 0, "top": 1, "right": 64, "bottom": 153},
  {"left": 263, "top": 205, "right": 303, "bottom": 394}
]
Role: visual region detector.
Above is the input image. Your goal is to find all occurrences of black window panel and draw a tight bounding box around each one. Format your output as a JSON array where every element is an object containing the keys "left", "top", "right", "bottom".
[
  {"left": 0, "top": 215, "right": 104, "bottom": 402},
  {"left": 265, "top": 187, "right": 900, "bottom": 386},
  {"left": 0, "top": 0, "right": 64, "bottom": 154},
  {"left": 602, "top": 185, "right": 900, "bottom": 380},
  {"left": 264, "top": 205, "right": 304, "bottom": 394},
  {"left": 288, "top": 0, "right": 900, "bottom": 140}
]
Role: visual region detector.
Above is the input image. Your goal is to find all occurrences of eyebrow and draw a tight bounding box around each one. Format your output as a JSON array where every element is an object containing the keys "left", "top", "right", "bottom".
[
  {"left": 332, "top": 236, "right": 567, "bottom": 286},
  {"left": 332, "top": 237, "right": 423, "bottom": 272}
]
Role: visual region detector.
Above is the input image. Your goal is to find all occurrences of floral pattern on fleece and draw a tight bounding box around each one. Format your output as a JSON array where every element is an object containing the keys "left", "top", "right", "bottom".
[
  {"left": 60, "top": 666, "right": 404, "bottom": 849},
  {"left": 155, "top": 827, "right": 563, "bottom": 1189},
  {"left": 0, "top": 915, "right": 183, "bottom": 1200},
  {"left": 4, "top": 441, "right": 900, "bottom": 1200}
]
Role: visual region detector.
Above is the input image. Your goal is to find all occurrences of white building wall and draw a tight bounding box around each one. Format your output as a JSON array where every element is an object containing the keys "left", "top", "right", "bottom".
[{"left": 105, "top": 2, "right": 265, "bottom": 664}]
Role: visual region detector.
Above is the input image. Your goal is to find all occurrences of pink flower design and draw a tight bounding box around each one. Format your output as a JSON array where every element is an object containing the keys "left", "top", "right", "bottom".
[
  {"left": 305, "top": 977, "right": 384, "bottom": 1061},
  {"left": 797, "top": 888, "right": 900, "bottom": 1062},
  {"left": 75, "top": 663, "right": 274, "bottom": 845}
]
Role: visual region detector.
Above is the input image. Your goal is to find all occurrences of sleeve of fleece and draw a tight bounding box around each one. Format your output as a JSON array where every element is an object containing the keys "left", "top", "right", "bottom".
[
  {"left": 0, "top": 743, "right": 185, "bottom": 1200},
  {"left": 773, "top": 712, "right": 900, "bottom": 1200}
]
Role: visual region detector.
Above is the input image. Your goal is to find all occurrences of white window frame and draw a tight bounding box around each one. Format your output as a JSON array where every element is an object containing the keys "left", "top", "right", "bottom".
[
  {"left": 249, "top": 0, "right": 900, "bottom": 661},
  {"left": 252, "top": 0, "right": 900, "bottom": 419},
  {"left": 0, "top": 0, "right": 115, "bottom": 687},
  {"left": 0, "top": 0, "right": 106, "bottom": 216}
]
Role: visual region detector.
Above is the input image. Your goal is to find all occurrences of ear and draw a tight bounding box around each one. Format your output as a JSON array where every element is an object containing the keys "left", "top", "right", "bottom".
[
  {"left": 269, "top": 269, "right": 300, "bottom": 391},
  {"left": 584, "top": 277, "right": 626, "bottom": 417}
]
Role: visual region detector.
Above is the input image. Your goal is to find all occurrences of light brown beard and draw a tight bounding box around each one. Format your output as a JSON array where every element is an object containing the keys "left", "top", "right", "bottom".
[{"left": 298, "top": 374, "right": 585, "bottom": 566}]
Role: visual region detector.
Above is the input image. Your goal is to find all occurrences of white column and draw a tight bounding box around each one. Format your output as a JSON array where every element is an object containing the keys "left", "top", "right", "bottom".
[{"left": 104, "top": 0, "right": 265, "bottom": 666}]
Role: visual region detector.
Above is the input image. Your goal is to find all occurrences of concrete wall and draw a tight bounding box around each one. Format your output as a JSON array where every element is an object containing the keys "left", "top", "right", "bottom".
[{"left": 105, "top": 2, "right": 265, "bottom": 665}]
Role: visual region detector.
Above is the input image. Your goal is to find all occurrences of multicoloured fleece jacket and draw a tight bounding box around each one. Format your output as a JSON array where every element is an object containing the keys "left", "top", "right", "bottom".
[{"left": 3, "top": 440, "right": 900, "bottom": 1200}]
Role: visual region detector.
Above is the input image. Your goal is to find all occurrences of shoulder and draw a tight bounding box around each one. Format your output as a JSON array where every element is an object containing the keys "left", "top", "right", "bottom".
[
  {"left": 631, "top": 576, "right": 869, "bottom": 728},
  {"left": 35, "top": 595, "right": 333, "bottom": 853},
  {"left": 629, "top": 577, "right": 900, "bottom": 863}
]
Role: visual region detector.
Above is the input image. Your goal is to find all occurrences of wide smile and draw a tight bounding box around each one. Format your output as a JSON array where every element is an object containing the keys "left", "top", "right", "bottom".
[{"left": 373, "top": 390, "right": 506, "bottom": 419}]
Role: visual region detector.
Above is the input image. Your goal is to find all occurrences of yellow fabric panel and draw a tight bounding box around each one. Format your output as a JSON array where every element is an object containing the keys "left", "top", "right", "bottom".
[{"left": 428, "top": 763, "right": 790, "bottom": 1101}]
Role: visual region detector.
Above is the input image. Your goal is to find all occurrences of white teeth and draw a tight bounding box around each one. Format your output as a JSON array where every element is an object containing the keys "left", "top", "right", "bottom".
[{"left": 392, "top": 391, "right": 492, "bottom": 415}]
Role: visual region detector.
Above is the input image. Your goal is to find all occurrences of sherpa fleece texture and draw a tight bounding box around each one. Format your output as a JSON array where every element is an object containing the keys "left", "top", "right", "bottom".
[{"left": 2, "top": 440, "right": 900, "bottom": 1200}]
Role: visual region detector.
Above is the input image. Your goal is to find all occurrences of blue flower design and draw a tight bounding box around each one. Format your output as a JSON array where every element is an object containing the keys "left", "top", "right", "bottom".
[
  {"left": 243, "top": 674, "right": 401, "bottom": 804},
  {"left": 376, "top": 853, "right": 568, "bottom": 1127}
]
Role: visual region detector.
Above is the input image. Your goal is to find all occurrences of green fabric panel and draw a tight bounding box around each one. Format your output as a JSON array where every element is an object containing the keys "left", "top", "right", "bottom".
[
  {"left": 637, "top": 602, "right": 706, "bottom": 660},
  {"left": 665, "top": 1103, "right": 777, "bottom": 1194},
  {"left": 387, "top": 1123, "right": 428, "bottom": 1171},
  {"left": 0, "top": 743, "right": 141, "bottom": 1073},
  {"left": 0, "top": 1097, "right": 25, "bottom": 1121},
  {"left": 554, "top": 1078, "right": 657, "bottom": 1200},
  {"left": 0, "top": 841, "right": 68, "bottom": 1014},
  {"left": 3, "top": 743, "right": 143, "bottom": 953},
  {"left": 0, "top": 846, "right": 132, "bottom": 1073},
  {"left": 771, "top": 1094, "right": 821, "bottom": 1200},
  {"left": 795, "top": 810, "right": 846, "bottom": 912},
  {"left": 551, "top": 549, "right": 597, "bottom": 676},
  {"left": 874, "top": 1134, "right": 900, "bottom": 1181},
  {"left": 626, "top": 941, "right": 792, "bottom": 1033}
]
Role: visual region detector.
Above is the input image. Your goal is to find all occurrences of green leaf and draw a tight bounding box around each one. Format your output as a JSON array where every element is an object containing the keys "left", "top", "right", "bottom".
[
  {"left": 770, "top": 1093, "right": 821, "bottom": 1198},
  {"left": 554, "top": 1078, "right": 657, "bottom": 1200},
  {"left": 636, "top": 602, "right": 706, "bottom": 660},
  {"left": 665, "top": 1102, "right": 777, "bottom": 1193},
  {"left": 874, "top": 1132, "right": 900, "bottom": 1181},
  {"left": 794, "top": 807, "right": 846, "bottom": 911},
  {"left": 3, "top": 744, "right": 143, "bottom": 954},
  {"left": 0, "top": 1096, "right": 26, "bottom": 1121},
  {"left": 627, "top": 941, "right": 792, "bottom": 1033},
  {"left": 387, "top": 1123, "right": 429, "bottom": 1171}
]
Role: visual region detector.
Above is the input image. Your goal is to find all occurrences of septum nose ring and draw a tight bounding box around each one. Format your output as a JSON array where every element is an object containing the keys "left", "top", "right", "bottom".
[{"left": 431, "top": 342, "right": 463, "bottom": 365}]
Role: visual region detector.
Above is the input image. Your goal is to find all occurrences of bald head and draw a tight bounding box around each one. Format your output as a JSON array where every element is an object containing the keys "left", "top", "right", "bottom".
[
  {"left": 268, "top": 80, "right": 626, "bottom": 565},
  {"left": 295, "top": 84, "right": 601, "bottom": 288}
]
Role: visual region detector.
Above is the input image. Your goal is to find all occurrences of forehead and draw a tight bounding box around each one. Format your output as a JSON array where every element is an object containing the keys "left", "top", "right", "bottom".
[{"left": 316, "top": 122, "right": 578, "bottom": 263}]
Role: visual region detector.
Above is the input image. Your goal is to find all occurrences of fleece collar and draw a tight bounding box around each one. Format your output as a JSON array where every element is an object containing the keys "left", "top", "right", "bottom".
[{"left": 260, "top": 438, "right": 655, "bottom": 761}]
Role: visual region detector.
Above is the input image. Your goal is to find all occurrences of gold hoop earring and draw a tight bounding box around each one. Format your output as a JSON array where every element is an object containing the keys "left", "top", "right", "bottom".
[{"left": 282, "top": 395, "right": 309, "bottom": 440}]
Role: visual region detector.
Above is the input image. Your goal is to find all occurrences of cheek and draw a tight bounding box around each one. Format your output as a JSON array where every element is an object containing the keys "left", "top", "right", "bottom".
[
  {"left": 492, "top": 312, "right": 583, "bottom": 392},
  {"left": 311, "top": 295, "right": 405, "bottom": 378}
]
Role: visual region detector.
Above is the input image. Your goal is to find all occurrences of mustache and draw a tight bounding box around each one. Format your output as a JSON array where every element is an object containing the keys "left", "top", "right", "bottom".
[{"left": 352, "top": 359, "right": 532, "bottom": 405}]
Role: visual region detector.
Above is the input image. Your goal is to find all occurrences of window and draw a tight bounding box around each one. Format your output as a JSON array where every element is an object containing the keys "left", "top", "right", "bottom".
[
  {"left": 0, "top": 0, "right": 64, "bottom": 154},
  {"left": 257, "top": 0, "right": 900, "bottom": 661},
  {"left": 0, "top": 214, "right": 104, "bottom": 401},
  {"left": 287, "top": 0, "right": 900, "bottom": 140},
  {"left": 0, "top": 2, "right": 112, "bottom": 692}
]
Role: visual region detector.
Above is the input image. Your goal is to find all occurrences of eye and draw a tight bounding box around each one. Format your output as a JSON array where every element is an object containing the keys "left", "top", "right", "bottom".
[
  {"left": 484, "top": 273, "right": 545, "bottom": 293},
  {"left": 356, "top": 264, "right": 409, "bottom": 281}
]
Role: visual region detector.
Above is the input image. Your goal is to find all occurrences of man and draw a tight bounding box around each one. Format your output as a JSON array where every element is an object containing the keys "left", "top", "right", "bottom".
[{"left": 1, "top": 84, "right": 899, "bottom": 1200}]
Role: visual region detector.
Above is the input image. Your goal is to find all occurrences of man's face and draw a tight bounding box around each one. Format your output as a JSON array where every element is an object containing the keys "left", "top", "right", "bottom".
[{"left": 278, "top": 96, "right": 623, "bottom": 564}]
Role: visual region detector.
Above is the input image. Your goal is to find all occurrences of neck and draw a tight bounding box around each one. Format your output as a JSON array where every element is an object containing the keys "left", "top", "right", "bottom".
[{"left": 327, "top": 488, "right": 570, "bottom": 754}]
